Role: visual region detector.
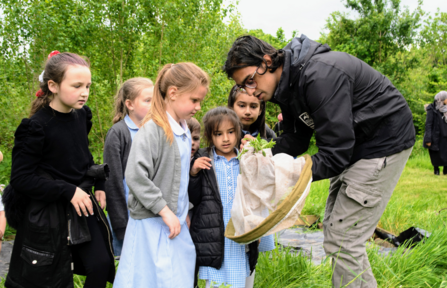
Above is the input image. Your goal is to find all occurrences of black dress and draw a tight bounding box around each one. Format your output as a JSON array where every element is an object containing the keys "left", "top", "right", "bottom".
[
  {"left": 6, "top": 105, "right": 115, "bottom": 288},
  {"left": 424, "top": 103, "right": 447, "bottom": 166}
]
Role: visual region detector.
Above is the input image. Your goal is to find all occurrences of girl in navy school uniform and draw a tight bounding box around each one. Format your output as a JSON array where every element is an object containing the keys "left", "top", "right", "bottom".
[{"left": 103, "top": 77, "right": 153, "bottom": 257}]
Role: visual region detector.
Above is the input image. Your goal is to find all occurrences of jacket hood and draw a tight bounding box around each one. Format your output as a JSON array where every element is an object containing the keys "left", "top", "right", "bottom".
[{"left": 273, "top": 34, "right": 330, "bottom": 104}]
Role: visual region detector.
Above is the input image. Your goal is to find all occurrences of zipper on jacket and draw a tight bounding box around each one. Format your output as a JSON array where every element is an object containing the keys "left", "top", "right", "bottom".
[
  {"left": 67, "top": 219, "right": 72, "bottom": 245},
  {"left": 91, "top": 192, "right": 114, "bottom": 259},
  {"left": 299, "top": 63, "right": 305, "bottom": 70}
]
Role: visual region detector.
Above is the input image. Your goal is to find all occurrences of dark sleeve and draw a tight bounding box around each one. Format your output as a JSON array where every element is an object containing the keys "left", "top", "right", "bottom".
[
  {"left": 271, "top": 110, "right": 313, "bottom": 157},
  {"left": 84, "top": 106, "right": 106, "bottom": 191},
  {"left": 103, "top": 127, "right": 128, "bottom": 240},
  {"left": 265, "top": 124, "right": 277, "bottom": 139},
  {"left": 305, "top": 64, "right": 356, "bottom": 181},
  {"left": 10, "top": 119, "right": 77, "bottom": 202},
  {"left": 423, "top": 107, "right": 433, "bottom": 147},
  {"left": 188, "top": 158, "right": 203, "bottom": 207}
]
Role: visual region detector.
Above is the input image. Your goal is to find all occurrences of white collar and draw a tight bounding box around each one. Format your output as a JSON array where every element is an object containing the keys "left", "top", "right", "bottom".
[{"left": 167, "top": 112, "right": 190, "bottom": 137}]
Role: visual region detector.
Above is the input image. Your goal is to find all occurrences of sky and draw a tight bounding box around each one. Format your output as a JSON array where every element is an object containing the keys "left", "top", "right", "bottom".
[{"left": 228, "top": 0, "right": 447, "bottom": 41}]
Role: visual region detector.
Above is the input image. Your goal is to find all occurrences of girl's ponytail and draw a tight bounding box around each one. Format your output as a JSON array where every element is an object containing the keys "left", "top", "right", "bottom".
[
  {"left": 143, "top": 64, "right": 174, "bottom": 144},
  {"left": 112, "top": 87, "right": 126, "bottom": 124},
  {"left": 143, "top": 63, "right": 209, "bottom": 145}
]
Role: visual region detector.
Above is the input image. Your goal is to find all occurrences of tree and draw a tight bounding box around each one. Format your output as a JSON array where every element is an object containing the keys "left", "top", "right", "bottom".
[
  {"left": 321, "top": 0, "right": 423, "bottom": 81},
  {"left": 420, "top": 10, "right": 447, "bottom": 66}
]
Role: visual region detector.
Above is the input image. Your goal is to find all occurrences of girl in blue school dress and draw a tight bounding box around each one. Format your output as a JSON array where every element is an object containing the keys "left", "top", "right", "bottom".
[
  {"left": 189, "top": 107, "right": 262, "bottom": 288},
  {"left": 113, "top": 62, "right": 210, "bottom": 288},
  {"left": 227, "top": 85, "right": 276, "bottom": 255}
]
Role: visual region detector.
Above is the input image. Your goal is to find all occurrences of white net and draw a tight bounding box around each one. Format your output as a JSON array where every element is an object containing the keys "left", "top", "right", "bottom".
[{"left": 231, "top": 144, "right": 312, "bottom": 236}]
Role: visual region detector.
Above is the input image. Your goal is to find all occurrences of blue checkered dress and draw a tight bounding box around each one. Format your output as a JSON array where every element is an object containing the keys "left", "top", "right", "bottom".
[{"left": 199, "top": 149, "right": 250, "bottom": 288}]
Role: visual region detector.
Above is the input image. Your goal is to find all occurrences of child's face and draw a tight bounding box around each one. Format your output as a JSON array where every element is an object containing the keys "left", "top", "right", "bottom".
[
  {"left": 49, "top": 65, "right": 91, "bottom": 112},
  {"left": 191, "top": 129, "right": 200, "bottom": 157},
  {"left": 232, "top": 92, "right": 262, "bottom": 130},
  {"left": 127, "top": 87, "right": 153, "bottom": 124},
  {"left": 168, "top": 85, "right": 207, "bottom": 122},
  {"left": 212, "top": 119, "right": 237, "bottom": 159}
]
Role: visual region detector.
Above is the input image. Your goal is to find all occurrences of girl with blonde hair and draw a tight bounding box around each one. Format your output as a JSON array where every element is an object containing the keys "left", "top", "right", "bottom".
[{"left": 113, "top": 63, "right": 210, "bottom": 288}]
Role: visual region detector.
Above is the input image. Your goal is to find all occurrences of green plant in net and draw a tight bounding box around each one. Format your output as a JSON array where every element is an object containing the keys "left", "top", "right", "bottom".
[{"left": 237, "top": 134, "right": 276, "bottom": 160}]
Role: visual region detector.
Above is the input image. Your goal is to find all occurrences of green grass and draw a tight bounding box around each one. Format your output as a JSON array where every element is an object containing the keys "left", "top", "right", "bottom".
[{"left": 248, "top": 221, "right": 447, "bottom": 288}]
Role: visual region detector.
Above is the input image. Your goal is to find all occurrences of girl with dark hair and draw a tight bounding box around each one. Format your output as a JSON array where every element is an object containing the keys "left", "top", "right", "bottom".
[
  {"left": 424, "top": 91, "right": 447, "bottom": 175},
  {"left": 113, "top": 62, "right": 209, "bottom": 288},
  {"left": 188, "top": 107, "right": 259, "bottom": 288},
  {"left": 228, "top": 85, "right": 276, "bottom": 257},
  {"left": 6, "top": 51, "right": 115, "bottom": 288},
  {"left": 227, "top": 85, "right": 276, "bottom": 140},
  {"left": 103, "top": 77, "right": 153, "bottom": 257}
]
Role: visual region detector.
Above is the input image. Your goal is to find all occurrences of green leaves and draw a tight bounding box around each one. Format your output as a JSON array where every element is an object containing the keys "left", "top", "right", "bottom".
[{"left": 237, "top": 134, "right": 276, "bottom": 160}]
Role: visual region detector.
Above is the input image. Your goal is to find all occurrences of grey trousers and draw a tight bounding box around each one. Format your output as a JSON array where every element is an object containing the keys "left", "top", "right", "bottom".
[{"left": 323, "top": 147, "right": 412, "bottom": 288}]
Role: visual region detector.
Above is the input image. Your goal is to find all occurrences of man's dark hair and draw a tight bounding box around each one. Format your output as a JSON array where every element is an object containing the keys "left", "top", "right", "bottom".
[{"left": 223, "top": 35, "right": 285, "bottom": 79}]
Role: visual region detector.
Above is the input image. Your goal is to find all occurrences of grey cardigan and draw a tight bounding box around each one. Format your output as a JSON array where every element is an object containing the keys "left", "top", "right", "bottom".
[
  {"left": 125, "top": 120, "right": 182, "bottom": 219},
  {"left": 103, "top": 120, "right": 132, "bottom": 240}
]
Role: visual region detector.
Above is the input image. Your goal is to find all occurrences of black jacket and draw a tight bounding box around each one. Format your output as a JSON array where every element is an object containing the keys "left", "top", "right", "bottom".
[
  {"left": 5, "top": 107, "right": 114, "bottom": 288},
  {"left": 424, "top": 103, "right": 447, "bottom": 151},
  {"left": 103, "top": 119, "right": 132, "bottom": 240},
  {"left": 271, "top": 35, "right": 415, "bottom": 181},
  {"left": 188, "top": 148, "right": 258, "bottom": 272}
]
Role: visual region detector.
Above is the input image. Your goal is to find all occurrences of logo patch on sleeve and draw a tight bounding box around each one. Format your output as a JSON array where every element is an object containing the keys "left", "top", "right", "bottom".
[{"left": 299, "top": 112, "right": 315, "bottom": 129}]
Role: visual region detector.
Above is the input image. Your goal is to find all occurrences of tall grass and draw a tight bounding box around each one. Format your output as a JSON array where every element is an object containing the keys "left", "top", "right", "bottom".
[{"left": 251, "top": 219, "right": 447, "bottom": 287}]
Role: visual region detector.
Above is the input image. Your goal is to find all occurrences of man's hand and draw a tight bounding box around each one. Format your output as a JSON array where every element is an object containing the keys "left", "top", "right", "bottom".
[
  {"left": 426, "top": 142, "right": 431, "bottom": 147},
  {"left": 240, "top": 134, "right": 255, "bottom": 151},
  {"left": 95, "top": 190, "right": 106, "bottom": 209},
  {"left": 190, "top": 157, "right": 212, "bottom": 176}
]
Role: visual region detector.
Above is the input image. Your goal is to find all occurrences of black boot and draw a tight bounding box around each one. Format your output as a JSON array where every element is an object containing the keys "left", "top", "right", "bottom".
[
  {"left": 444, "top": 166, "right": 447, "bottom": 175},
  {"left": 434, "top": 166, "right": 440, "bottom": 175}
]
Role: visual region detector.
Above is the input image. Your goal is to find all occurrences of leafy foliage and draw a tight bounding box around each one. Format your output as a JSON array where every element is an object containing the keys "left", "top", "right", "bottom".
[
  {"left": 320, "top": 0, "right": 447, "bottom": 135},
  {"left": 237, "top": 134, "right": 276, "bottom": 159}
]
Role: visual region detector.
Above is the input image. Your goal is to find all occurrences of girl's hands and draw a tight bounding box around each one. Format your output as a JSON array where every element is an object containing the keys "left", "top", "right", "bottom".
[
  {"left": 95, "top": 190, "right": 106, "bottom": 209},
  {"left": 159, "top": 206, "right": 181, "bottom": 239},
  {"left": 186, "top": 214, "right": 191, "bottom": 229},
  {"left": 190, "top": 157, "right": 212, "bottom": 176},
  {"left": 71, "top": 187, "right": 94, "bottom": 217},
  {"left": 240, "top": 134, "right": 255, "bottom": 150}
]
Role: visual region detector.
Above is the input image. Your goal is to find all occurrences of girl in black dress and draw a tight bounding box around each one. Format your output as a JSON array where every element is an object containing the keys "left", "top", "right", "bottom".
[{"left": 6, "top": 51, "right": 114, "bottom": 288}]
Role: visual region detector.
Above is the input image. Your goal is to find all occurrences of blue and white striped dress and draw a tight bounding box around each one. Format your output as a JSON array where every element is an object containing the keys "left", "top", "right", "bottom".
[{"left": 199, "top": 147, "right": 274, "bottom": 287}]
